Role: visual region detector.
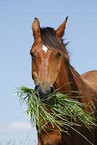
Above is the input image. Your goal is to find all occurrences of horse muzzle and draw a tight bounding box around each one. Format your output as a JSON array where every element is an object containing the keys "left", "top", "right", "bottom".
[{"left": 35, "top": 84, "right": 55, "bottom": 99}]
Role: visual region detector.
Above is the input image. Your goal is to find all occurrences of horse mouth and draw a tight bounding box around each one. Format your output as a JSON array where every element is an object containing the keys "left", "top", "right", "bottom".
[{"left": 35, "top": 85, "right": 55, "bottom": 99}]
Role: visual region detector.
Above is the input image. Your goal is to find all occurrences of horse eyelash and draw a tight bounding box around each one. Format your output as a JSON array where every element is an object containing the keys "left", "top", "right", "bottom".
[{"left": 56, "top": 52, "right": 61, "bottom": 59}]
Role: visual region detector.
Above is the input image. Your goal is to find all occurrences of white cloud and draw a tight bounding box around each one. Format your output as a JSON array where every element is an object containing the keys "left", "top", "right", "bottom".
[{"left": 0, "top": 121, "right": 32, "bottom": 133}]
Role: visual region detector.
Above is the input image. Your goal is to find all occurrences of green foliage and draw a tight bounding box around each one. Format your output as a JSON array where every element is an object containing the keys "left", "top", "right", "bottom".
[{"left": 17, "top": 86, "right": 96, "bottom": 144}]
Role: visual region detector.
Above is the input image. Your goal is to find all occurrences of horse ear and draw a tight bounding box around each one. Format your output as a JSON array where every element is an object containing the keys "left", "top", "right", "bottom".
[
  {"left": 32, "top": 17, "right": 40, "bottom": 39},
  {"left": 56, "top": 17, "right": 68, "bottom": 38}
]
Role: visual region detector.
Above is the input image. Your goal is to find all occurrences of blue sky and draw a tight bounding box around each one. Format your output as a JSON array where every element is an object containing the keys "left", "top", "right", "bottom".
[{"left": 0, "top": 0, "right": 97, "bottom": 145}]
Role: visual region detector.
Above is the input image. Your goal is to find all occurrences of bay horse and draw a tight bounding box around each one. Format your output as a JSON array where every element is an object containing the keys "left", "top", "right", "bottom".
[{"left": 30, "top": 17, "right": 97, "bottom": 145}]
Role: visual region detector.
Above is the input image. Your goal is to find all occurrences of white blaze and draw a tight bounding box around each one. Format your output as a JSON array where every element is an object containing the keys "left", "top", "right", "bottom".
[{"left": 42, "top": 45, "right": 48, "bottom": 53}]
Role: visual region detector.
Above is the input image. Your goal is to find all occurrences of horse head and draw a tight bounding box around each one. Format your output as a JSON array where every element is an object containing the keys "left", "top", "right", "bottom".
[{"left": 30, "top": 17, "right": 69, "bottom": 99}]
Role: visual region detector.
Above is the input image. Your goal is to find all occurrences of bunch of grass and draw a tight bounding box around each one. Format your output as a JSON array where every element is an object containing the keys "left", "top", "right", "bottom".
[{"left": 17, "top": 86, "right": 96, "bottom": 144}]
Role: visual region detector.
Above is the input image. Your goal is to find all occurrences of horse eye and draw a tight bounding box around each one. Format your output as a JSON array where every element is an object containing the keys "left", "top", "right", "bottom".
[
  {"left": 56, "top": 52, "right": 61, "bottom": 58},
  {"left": 30, "top": 52, "right": 35, "bottom": 60},
  {"left": 32, "top": 75, "right": 34, "bottom": 80}
]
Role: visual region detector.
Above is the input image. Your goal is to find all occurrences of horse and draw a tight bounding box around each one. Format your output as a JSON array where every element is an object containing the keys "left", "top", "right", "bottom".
[{"left": 30, "top": 17, "right": 97, "bottom": 145}]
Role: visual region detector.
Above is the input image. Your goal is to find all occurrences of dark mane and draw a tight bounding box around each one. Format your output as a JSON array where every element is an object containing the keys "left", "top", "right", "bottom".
[{"left": 40, "top": 27, "right": 69, "bottom": 58}]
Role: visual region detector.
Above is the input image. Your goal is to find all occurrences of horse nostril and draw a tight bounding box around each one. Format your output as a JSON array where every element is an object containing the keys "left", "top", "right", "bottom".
[
  {"left": 35, "top": 84, "right": 40, "bottom": 97},
  {"left": 35, "top": 84, "right": 40, "bottom": 91},
  {"left": 50, "top": 86, "right": 55, "bottom": 94}
]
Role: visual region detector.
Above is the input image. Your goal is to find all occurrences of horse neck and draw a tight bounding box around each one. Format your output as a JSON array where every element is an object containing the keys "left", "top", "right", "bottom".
[
  {"left": 57, "top": 61, "right": 92, "bottom": 111},
  {"left": 55, "top": 60, "right": 87, "bottom": 96},
  {"left": 67, "top": 65, "right": 86, "bottom": 93},
  {"left": 67, "top": 64, "right": 94, "bottom": 113}
]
